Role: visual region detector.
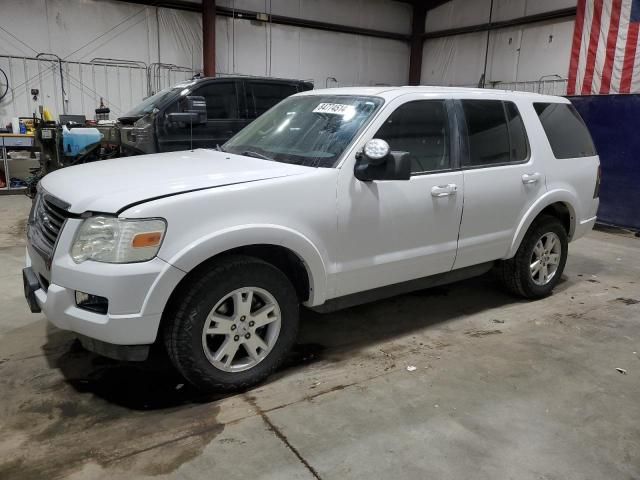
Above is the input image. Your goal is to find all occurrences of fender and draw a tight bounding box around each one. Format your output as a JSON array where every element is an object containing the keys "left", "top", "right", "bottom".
[
  {"left": 506, "top": 189, "right": 578, "bottom": 259},
  {"left": 160, "top": 224, "right": 329, "bottom": 306}
]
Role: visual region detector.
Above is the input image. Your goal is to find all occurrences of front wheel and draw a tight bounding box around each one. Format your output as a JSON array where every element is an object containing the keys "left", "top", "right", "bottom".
[
  {"left": 163, "top": 255, "right": 299, "bottom": 392},
  {"left": 496, "top": 215, "right": 568, "bottom": 299}
]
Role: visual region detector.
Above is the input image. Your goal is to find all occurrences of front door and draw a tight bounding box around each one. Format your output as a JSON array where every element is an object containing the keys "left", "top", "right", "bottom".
[{"left": 335, "top": 97, "right": 464, "bottom": 297}]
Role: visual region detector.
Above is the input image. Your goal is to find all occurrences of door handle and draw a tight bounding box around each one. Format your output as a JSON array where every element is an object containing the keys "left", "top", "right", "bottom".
[
  {"left": 522, "top": 172, "right": 541, "bottom": 184},
  {"left": 431, "top": 184, "right": 458, "bottom": 197}
]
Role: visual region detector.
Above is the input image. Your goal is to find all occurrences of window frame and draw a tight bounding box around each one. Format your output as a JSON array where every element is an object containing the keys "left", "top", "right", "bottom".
[
  {"left": 371, "top": 98, "right": 459, "bottom": 177},
  {"left": 456, "top": 99, "right": 531, "bottom": 170}
]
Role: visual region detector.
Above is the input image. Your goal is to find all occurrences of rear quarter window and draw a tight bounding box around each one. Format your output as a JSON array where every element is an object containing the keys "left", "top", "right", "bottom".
[{"left": 534, "top": 102, "right": 596, "bottom": 159}]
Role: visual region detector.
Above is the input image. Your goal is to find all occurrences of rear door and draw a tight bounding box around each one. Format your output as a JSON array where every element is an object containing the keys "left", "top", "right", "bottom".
[{"left": 454, "top": 98, "right": 546, "bottom": 269}]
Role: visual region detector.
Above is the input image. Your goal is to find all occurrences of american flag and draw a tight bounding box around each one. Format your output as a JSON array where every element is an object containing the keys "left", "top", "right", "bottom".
[{"left": 568, "top": 0, "right": 640, "bottom": 95}]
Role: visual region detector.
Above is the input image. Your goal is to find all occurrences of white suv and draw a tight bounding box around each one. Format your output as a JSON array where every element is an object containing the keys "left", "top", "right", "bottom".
[{"left": 24, "top": 87, "right": 600, "bottom": 391}]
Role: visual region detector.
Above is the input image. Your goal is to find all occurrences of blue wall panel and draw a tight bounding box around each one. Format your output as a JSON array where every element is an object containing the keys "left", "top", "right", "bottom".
[{"left": 570, "top": 95, "right": 640, "bottom": 230}]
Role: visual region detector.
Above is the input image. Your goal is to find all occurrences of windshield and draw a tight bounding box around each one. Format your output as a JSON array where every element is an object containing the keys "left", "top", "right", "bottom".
[
  {"left": 223, "top": 95, "right": 383, "bottom": 168},
  {"left": 121, "top": 86, "right": 182, "bottom": 118}
]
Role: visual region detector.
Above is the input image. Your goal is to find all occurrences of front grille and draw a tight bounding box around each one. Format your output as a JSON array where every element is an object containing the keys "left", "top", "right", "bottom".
[{"left": 28, "top": 191, "right": 72, "bottom": 260}]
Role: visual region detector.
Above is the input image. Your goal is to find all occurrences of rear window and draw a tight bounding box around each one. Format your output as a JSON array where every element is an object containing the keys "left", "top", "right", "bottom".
[
  {"left": 534, "top": 102, "right": 596, "bottom": 159},
  {"left": 247, "top": 82, "right": 299, "bottom": 118}
]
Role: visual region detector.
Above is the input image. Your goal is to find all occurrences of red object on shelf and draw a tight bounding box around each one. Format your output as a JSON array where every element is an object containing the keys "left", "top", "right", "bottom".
[{"left": 0, "top": 170, "right": 6, "bottom": 188}]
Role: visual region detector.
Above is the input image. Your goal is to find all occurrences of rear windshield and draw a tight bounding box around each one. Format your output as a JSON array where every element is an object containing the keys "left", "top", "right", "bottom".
[{"left": 534, "top": 102, "right": 596, "bottom": 159}]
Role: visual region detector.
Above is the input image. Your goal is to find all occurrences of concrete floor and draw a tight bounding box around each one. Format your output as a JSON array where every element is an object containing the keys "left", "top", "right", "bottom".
[{"left": 0, "top": 195, "right": 639, "bottom": 480}]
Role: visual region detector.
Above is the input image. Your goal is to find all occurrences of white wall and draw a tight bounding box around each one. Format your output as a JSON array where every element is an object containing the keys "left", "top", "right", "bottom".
[
  {"left": 0, "top": 0, "right": 410, "bottom": 124},
  {"left": 422, "top": 0, "right": 577, "bottom": 87},
  {"left": 215, "top": 17, "right": 409, "bottom": 87},
  {"left": 0, "top": 0, "right": 199, "bottom": 66}
]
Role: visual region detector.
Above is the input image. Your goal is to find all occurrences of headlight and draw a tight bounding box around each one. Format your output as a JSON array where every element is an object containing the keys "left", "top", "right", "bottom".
[{"left": 71, "top": 217, "right": 166, "bottom": 264}]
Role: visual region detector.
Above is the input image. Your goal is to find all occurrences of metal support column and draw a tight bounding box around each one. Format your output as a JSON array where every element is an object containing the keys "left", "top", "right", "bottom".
[
  {"left": 408, "top": 2, "right": 427, "bottom": 86},
  {"left": 203, "top": 0, "right": 216, "bottom": 77}
]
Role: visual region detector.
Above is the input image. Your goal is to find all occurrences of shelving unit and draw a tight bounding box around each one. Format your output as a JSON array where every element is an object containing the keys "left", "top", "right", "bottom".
[{"left": 0, "top": 134, "right": 38, "bottom": 195}]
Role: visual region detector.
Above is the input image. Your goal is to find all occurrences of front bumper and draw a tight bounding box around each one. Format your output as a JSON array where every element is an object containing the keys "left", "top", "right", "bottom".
[
  {"left": 24, "top": 269, "right": 151, "bottom": 360},
  {"left": 24, "top": 220, "right": 185, "bottom": 347}
]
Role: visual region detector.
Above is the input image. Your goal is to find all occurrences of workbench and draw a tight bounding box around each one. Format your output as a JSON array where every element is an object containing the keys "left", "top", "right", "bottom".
[{"left": 0, "top": 134, "right": 38, "bottom": 195}]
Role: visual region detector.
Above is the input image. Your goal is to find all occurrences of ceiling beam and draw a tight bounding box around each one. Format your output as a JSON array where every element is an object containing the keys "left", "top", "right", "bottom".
[
  {"left": 423, "top": 6, "right": 577, "bottom": 40},
  {"left": 119, "top": 0, "right": 202, "bottom": 12},
  {"left": 217, "top": 6, "right": 410, "bottom": 41},
  {"left": 394, "top": 0, "right": 451, "bottom": 7},
  {"left": 115, "top": 0, "right": 410, "bottom": 41}
]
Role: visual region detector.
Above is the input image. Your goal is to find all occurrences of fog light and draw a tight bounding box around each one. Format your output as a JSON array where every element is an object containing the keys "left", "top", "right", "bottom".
[{"left": 75, "top": 291, "right": 108, "bottom": 314}]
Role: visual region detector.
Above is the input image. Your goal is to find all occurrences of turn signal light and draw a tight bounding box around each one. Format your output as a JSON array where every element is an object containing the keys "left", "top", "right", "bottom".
[{"left": 131, "top": 232, "right": 163, "bottom": 248}]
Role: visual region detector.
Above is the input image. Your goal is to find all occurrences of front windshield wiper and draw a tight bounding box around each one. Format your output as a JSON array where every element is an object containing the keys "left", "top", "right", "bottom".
[{"left": 240, "top": 150, "right": 274, "bottom": 161}]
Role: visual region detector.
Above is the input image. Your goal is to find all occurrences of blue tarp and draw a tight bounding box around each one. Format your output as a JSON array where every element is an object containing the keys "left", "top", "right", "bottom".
[{"left": 570, "top": 95, "right": 640, "bottom": 230}]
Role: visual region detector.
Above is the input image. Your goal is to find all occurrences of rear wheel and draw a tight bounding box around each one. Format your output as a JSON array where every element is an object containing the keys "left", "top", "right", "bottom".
[
  {"left": 496, "top": 215, "right": 568, "bottom": 299},
  {"left": 163, "top": 255, "right": 299, "bottom": 392}
]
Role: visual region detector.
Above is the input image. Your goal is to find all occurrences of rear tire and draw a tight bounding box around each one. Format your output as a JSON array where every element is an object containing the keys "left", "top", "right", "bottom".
[
  {"left": 496, "top": 215, "right": 568, "bottom": 299},
  {"left": 163, "top": 255, "right": 299, "bottom": 392}
]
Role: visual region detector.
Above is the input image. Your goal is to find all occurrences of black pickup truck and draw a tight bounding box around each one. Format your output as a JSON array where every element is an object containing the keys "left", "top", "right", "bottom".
[{"left": 114, "top": 76, "right": 313, "bottom": 155}]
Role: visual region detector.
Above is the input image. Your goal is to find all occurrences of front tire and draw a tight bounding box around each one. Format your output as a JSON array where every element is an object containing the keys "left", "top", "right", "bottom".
[
  {"left": 163, "top": 255, "right": 299, "bottom": 392},
  {"left": 496, "top": 215, "right": 568, "bottom": 299}
]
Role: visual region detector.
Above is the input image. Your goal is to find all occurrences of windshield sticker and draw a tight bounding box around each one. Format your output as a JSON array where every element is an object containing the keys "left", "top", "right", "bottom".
[{"left": 313, "top": 103, "right": 353, "bottom": 115}]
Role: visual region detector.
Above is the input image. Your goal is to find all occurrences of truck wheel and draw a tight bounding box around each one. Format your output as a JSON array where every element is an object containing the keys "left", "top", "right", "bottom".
[
  {"left": 496, "top": 215, "right": 568, "bottom": 299},
  {"left": 163, "top": 255, "right": 299, "bottom": 392}
]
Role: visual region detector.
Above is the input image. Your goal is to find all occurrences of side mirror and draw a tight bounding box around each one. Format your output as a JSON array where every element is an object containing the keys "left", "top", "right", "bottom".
[
  {"left": 167, "top": 95, "right": 207, "bottom": 126},
  {"left": 354, "top": 139, "right": 411, "bottom": 181}
]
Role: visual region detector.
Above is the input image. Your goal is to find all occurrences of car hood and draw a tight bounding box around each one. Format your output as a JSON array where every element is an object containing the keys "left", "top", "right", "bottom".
[{"left": 40, "top": 149, "right": 315, "bottom": 214}]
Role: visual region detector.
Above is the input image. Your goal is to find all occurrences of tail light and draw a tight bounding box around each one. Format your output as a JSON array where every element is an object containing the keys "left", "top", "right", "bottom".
[{"left": 593, "top": 164, "right": 601, "bottom": 198}]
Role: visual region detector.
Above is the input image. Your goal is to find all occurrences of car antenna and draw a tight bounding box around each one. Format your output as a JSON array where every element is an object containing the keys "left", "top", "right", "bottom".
[{"left": 190, "top": 113, "right": 194, "bottom": 151}]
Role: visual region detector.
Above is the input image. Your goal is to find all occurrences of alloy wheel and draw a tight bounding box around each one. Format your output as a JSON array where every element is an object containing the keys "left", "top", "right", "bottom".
[
  {"left": 530, "top": 232, "right": 562, "bottom": 286},
  {"left": 201, "top": 287, "right": 281, "bottom": 372}
]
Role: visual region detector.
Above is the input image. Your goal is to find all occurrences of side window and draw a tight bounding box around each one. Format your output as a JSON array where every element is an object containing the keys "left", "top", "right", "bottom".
[
  {"left": 534, "top": 102, "right": 596, "bottom": 159},
  {"left": 373, "top": 100, "right": 450, "bottom": 174},
  {"left": 461, "top": 100, "right": 510, "bottom": 167},
  {"left": 194, "top": 82, "right": 239, "bottom": 120},
  {"left": 505, "top": 102, "right": 528, "bottom": 162},
  {"left": 247, "top": 82, "right": 298, "bottom": 119}
]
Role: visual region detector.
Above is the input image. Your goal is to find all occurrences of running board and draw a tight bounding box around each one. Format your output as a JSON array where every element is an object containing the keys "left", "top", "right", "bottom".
[{"left": 312, "top": 262, "right": 494, "bottom": 313}]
